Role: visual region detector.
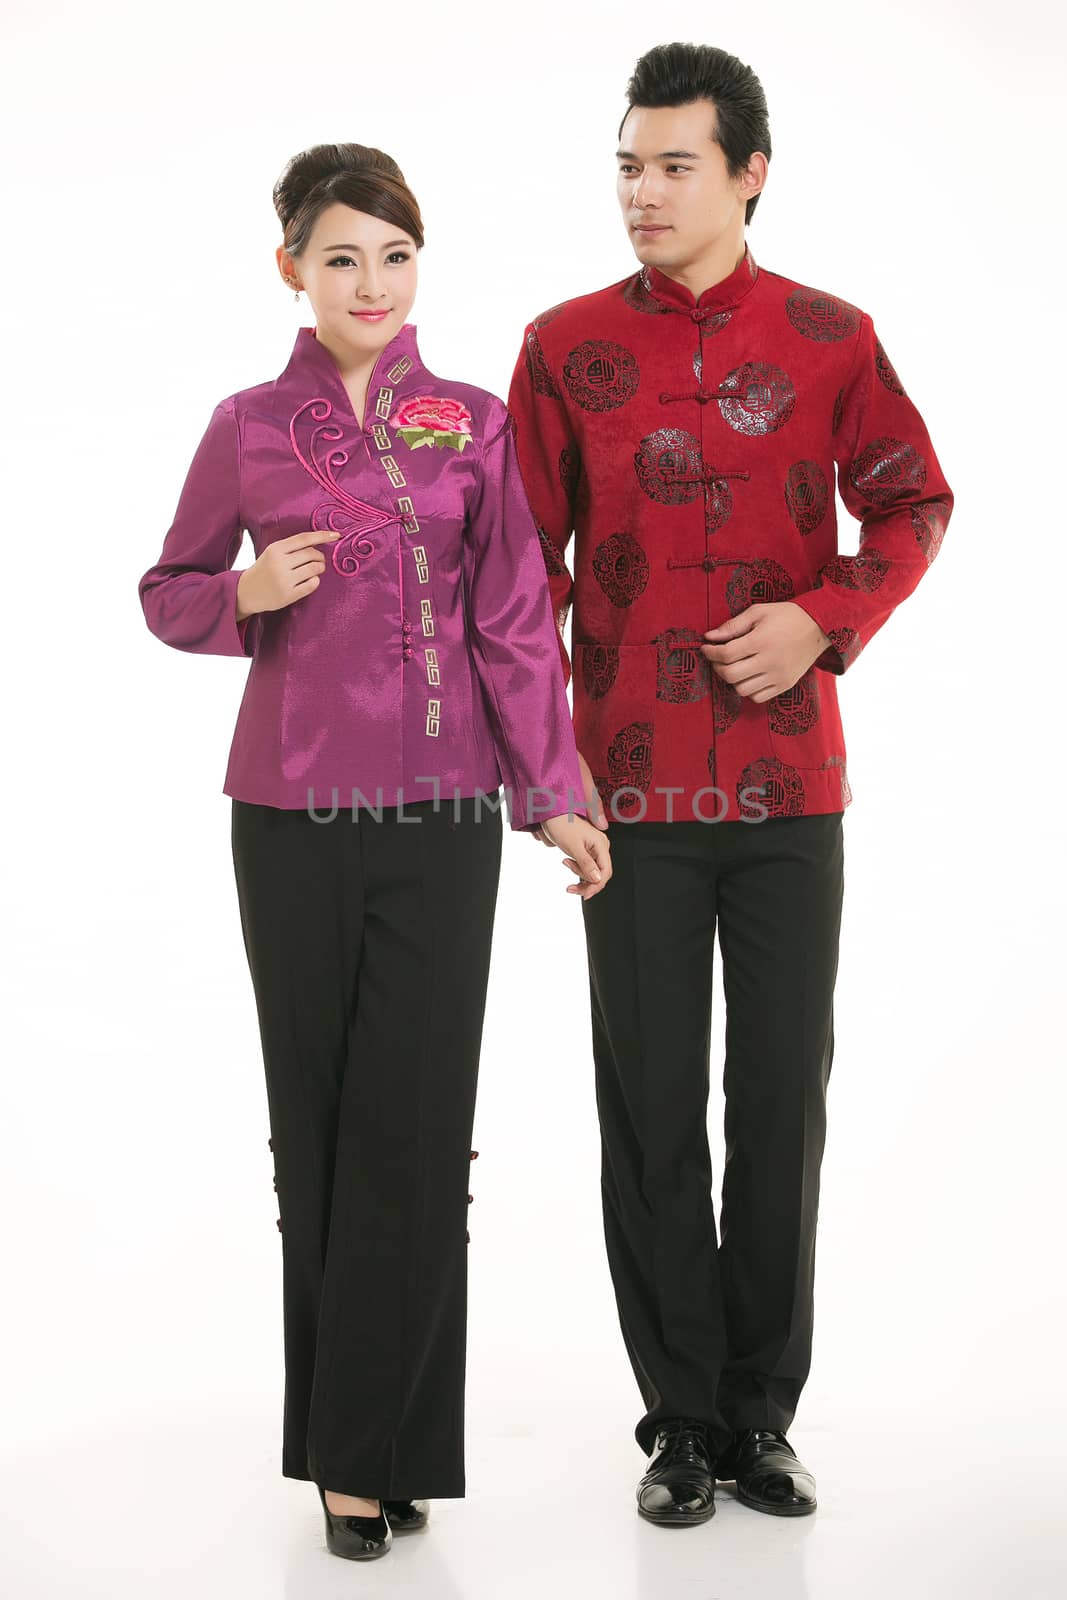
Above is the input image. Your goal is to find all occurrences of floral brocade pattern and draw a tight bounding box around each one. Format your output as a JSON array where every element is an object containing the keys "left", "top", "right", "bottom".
[{"left": 505, "top": 244, "right": 954, "bottom": 824}]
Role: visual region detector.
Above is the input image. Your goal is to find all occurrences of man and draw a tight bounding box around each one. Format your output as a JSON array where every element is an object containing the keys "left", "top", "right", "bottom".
[{"left": 506, "top": 41, "right": 952, "bottom": 1524}]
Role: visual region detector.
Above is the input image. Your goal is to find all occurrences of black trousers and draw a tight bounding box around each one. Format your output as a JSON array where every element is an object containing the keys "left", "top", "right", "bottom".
[
  {"left": 230, "top": 795, "right": 502, "bottom": 1499},
  {"left": 581, "top": 811, "right": 845, "bottom": 1458}
]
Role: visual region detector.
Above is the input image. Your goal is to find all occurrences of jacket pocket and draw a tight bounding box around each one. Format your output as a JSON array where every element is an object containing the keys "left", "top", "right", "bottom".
[{"left": 573, "top": 641, "right": 657, "bottom": 820}]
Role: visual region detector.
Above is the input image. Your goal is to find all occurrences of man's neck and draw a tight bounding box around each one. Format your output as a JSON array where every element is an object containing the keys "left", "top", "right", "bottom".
[{"left": 655, "top": 228, "right": 746, "bottom": 302}]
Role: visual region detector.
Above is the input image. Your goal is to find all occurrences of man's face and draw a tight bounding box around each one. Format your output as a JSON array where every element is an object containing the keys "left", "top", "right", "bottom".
[{"left": 616, "top": 101, "right": 756, "bottom": 269}]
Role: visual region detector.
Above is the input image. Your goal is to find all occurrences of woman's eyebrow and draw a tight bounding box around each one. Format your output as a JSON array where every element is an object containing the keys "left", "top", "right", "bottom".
[{"left": 319, "top": 240, "right": 411, "bottom": 251}]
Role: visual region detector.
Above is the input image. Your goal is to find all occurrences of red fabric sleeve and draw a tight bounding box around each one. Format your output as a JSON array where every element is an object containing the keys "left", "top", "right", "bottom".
[
  {"left": 790, "top": 314, "right": 953, "bottom": 674},
  {"left": 505, "top": 323, "right": 578, "bottom": 689}
]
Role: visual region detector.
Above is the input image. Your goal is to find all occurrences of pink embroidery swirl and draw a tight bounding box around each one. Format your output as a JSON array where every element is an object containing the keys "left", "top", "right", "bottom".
[{"left": 288, "top": 397, "right": 405, "bottom": 577}]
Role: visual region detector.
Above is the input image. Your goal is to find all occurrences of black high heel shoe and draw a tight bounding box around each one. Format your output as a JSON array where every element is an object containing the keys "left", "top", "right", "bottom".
[
  {"left": 316, "top": 1484, "right": 392, "bottom": 1560},
  {"left": 382, "top": 1498, "right": 430, "bottom": 1533}
]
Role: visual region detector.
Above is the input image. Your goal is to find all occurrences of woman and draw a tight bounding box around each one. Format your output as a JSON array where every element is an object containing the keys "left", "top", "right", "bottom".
[{"left": 137, "top": 141, "right": 611, "bottom": 1562}]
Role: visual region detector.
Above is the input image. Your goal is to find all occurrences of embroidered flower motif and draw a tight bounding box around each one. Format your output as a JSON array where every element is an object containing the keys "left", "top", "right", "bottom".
[{"left": 391, "top": 394, "right": 474, "bottom": 452}]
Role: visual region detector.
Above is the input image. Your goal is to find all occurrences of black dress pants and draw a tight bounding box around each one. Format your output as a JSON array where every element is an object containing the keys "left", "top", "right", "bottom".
[
  {"left": 581, "top": 811, "right": 844, "bottom": 1458},
  {"left": 230, "top": 795, "right": 502, "bottom": 1499}
]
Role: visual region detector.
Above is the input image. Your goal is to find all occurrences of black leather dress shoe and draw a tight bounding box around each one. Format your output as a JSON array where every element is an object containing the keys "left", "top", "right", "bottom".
[
  {"left": 636, "top": 1419, "right": 716, "bottom": 1526},
  {"left": 316, "top": 1484, "right": 393, "bottom": 1559},
  {"left": 715, "top": 1428, "right": 817, "bottom": 1515},
  {"left": 382, "top": 1498, "right": 430, "bottom": 1533}
]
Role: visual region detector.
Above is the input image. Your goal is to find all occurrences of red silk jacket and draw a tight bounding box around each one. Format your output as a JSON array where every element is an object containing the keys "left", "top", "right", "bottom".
[{"left": 506, "top": 243, "right": 953, "bottom": 823}]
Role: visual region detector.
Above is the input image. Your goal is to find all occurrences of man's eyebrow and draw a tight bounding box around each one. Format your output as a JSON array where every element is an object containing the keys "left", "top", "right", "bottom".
[
  {"left": 615, "top": 149, "right": 702, "bottom": 161},
  {"left": 320, "top": 240, "right": 411, "bottom": 251}
]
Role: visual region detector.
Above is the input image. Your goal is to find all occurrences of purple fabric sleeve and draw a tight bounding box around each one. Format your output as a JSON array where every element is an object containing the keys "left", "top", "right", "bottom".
[
  {"left": 138, "top": 398, "right": 257, "bottom": 658},
  {"left": 464, "top": 409, "right": 587, "bottom": 833}
]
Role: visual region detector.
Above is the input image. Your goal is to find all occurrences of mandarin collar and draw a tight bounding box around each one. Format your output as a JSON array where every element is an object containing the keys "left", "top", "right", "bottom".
[
  {"left": 279, "top": 320, "right": 426, "bottom": 426},
  {"left": 641, "top": 241, "right": 759, "bottom": 318}
]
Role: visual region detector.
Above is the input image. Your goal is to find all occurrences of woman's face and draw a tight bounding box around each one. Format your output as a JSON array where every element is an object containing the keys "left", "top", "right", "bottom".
[{"left": 278, "top": 202, "right": 419, "bottom": 361}]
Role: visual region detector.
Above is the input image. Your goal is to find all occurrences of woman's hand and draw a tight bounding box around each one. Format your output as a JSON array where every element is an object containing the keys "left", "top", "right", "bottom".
[
  {"left": 539, "top": 813, "right": 613, "bottom": 899},
  {"left": 534, "top": 751, "right": 608, "bottom": 848},
  {"left": 236, "top": 530, "right": 342, "bottom": 622}
]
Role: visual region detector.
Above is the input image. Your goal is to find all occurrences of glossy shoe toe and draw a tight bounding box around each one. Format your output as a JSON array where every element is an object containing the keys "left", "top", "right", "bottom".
[
  {"left": 747, "top": 1469, "right": 816, "bottom": 1512},
  {"left": 382, "top": 1498, "right": 430, "bottom": 1533},
  {"left": 638, "top": 1478, "right": 715, "bottom": 1521},
  {"left": 317, "top": 1485, "right": 393, "bottom": 1560},
  {"left": 717, "top": 1429, "right": 817, "bottom": 1517},
  {"left": 636, "top": 1420, "right": 716, "bottom": 1527}
]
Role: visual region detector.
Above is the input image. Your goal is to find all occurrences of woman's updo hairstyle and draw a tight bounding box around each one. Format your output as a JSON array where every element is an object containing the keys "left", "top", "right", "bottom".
[{"left": 273, "top": 142, "right": 425, "bottom": 259}]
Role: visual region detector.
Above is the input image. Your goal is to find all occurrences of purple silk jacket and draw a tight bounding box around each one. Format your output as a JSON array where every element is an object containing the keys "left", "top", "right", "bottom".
[{"left": 138, "top": 322, "right": 587, "bottom": 830}]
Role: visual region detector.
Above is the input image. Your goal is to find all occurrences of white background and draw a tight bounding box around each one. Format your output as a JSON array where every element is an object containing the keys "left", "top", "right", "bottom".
[{"left": 2, "top": 0, "right": 1064, "bottom": 1594}]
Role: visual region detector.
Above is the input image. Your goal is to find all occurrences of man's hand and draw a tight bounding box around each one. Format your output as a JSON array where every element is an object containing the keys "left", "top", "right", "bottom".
[
  {"left": 701, "top": 601, "right": 831, "bottom": 701},
  {"left": 534, "top": 750, "right": 607, "bottom": 847},
  {"left": 539, "top": 814, "right": 613, "bottom": 899}
]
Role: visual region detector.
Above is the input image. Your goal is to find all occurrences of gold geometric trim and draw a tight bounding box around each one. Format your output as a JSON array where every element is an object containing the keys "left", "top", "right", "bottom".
[{"left": 395, "top": 494, "right": 419, "bottom": 533}]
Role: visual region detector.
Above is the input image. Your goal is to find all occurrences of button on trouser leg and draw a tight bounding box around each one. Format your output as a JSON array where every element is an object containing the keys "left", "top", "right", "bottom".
[
  {"left": 230, "top": 796, "right": 502, "bottom": 1499},
  {"left": 305, "top": 798, "right": 502, "bottom": 1498}
]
